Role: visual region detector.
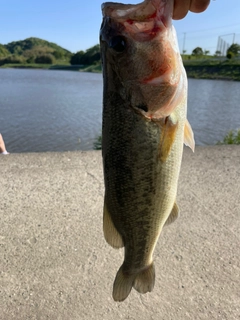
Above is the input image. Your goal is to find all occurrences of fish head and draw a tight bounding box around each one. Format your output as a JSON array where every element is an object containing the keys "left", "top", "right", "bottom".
[{"left": 100, "top": 0, "right": 186, "bottom": 119}]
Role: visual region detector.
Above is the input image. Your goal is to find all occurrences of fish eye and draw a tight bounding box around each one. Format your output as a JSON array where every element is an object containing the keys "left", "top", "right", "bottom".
[{"left": 109, "top": 36, "right": 126, "bottom": 53}]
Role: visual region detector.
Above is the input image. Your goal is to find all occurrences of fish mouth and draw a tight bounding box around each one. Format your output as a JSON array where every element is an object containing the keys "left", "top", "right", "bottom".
[{"left": 101, "top": 0, "right": 173, "bottom": 40}]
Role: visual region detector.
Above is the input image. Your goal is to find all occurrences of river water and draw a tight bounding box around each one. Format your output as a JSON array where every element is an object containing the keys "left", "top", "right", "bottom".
[{"left": 0, "top": 69, "right": 239, "bottom": 153}]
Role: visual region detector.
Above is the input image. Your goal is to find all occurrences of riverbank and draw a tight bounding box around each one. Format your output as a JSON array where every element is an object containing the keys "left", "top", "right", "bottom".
[
  {"left": 1, "top": 146, "right": 239, "bottom": 320},
  {"left": 1, "top": 59, "right": 240, "bottom": 80},
  {"left": 0, "top": 63, "right": 102, "bottom": 73},
  {"left": 184, "top": 60, "right": 240, "bottom": 81}
]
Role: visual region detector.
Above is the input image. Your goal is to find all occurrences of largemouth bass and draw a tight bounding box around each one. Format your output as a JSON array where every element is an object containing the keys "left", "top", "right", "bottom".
[{"left": 100, "top": 0, "right": 195, "bottom": 302}]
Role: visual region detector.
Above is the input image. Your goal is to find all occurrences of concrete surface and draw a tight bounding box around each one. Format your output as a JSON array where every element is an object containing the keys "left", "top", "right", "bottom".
[{"left": 0, "top": 146, "right": 239, "bottom": 320}]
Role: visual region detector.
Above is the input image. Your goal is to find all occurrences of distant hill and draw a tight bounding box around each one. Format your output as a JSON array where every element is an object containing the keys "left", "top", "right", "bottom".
[
  {"left": 4, "top": 37, "right": 72, "bottom": 57},
  {"left": 0, "top": 37, "right": 72, "bottom": 60}
]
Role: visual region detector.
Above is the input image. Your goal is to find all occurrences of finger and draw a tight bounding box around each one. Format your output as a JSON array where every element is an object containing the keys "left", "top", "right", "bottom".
[
  {"left": 189, "top": 0, "right": 210, "bottom": 13},
  {"left": 173, "top": 0, "right": 191, "bottom": 20}
]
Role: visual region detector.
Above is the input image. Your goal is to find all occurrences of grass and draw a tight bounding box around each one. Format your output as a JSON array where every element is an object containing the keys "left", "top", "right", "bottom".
[
  {"left": 81, "top": 64, "right": 102, "bottom": 73},
  {"left": 93, "top": 135, "right": 102, "bottom": 150},
  {"left": 0, "top": 63, "right": 52, "bottom": 69},
  {"left": 183, "top": 58, "right": 240, "bottom": 81},
  {"left": 218, "top": 129, "right": 240, "bottom": 145},
  {"left": 0, "top": 61, "right": 70, "bottom": 69},
  {"left": 0, "top": 62, "right": 103, "bottom": 73},
  {"left": 2, "top": 57, "right": 240, "bottom": 80}
]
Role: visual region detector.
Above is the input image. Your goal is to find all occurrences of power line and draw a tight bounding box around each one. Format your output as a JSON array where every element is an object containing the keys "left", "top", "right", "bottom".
[{"left": 176, "top": 23, "right": 240, "bottom": 35}]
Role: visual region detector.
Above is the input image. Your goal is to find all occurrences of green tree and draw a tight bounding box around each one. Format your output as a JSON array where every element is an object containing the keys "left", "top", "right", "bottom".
[
  {"left": 70, "top": 50, "right": 85, "bottom": 65},
  {"left": 0, "top": 44, "right": 10, "bottom": 57},
  {"left": 35, "top": 54, "right": 55, "bottom": 64},
  {"left": 23, "top": 46, "right": 54, "bottom": 60},
  {"left": 70, "top": 45, "right": 101, "bottom": 65},
  {"left": 226, "top": 43, "right": 240, "bottom": 57},
  {"left": 227, "top": 52, "right": 234, "bottom": 59},
  {"left": 0, "top": 54, "right": 26, "bottom": 65},
  {"left": 84, "top": 44, "right": 100, "bottom": 64},
  {"left": 192, "top": 47, "right": 203, "bottom": 56},
  {"left": 52, "top": 50, "right": 63, "bottom": 59},
  {"left": 215, "top": 50, "right": 221, "bottom": 57}
]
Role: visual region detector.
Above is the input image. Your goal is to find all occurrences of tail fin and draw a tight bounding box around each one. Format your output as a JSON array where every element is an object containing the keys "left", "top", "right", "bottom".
[
  {"left": 133, "top": 263, "right": 155, "bottom": 294},
  {"left": 112, "top": 263, "right": 155, "bottom": 302}
]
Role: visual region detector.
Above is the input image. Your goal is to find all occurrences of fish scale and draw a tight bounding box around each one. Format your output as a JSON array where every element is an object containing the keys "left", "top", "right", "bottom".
[{"left": 100, "top": 0, "right": 194, "bottom": 302}]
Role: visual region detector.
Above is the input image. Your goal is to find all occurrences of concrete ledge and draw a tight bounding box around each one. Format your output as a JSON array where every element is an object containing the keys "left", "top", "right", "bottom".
[{"left": 0, "top": 146, "right": 239, "bottom": 319}]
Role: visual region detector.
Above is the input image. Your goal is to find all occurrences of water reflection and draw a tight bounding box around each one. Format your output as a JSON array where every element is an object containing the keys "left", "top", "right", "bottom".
[{"left": 188, "top": 79, "right": 239, "bottom": 145}]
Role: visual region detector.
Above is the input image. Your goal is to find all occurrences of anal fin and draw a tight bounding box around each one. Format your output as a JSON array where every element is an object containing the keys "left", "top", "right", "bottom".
[
  {"left": 103, "top": 199, "right": 124, "bottom": 249},
  {"left": 164, "top": 202, "right": 179, "bottom": 226}
]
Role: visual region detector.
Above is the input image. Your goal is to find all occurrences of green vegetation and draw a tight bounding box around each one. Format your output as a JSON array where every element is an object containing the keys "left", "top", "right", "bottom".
[
  {"left": 183, "top": 45, "right": 240, "bottom": 80},
  {"left": 82, "top": 63, "right": 102, "bottom": 73},
  {"left": 93, "top": 135, "right": 102, "bottom": 150},
  {"left": 191, "top": 47, "right": 204, "bottom": 56},
  {"left": 0, "top": 54, "right": 26, "bottom": 64},
  {"left": 0, "top": 37, "right": 102, "bottom": 72},
  {"left": 4, "top": 37, "right": 71, "bottom": 59},
  {"left": 226, "top": 44, "right": 240, "bottom": 59},
  {"left": 0, "top": 44, "right": 10, "bottom": 57},
  {"left": 0, "top": 63, "right": 66, "bottom": 69},
  {"left": 70, "top": 45, "right": 100, "bottom": 65},
  {"left": 34, "top": 53, "right": 56, "bottom": 64},
  {"left": 1, "top": 38, "right": 240, "bottom": 80},
  {"left": 218, "top": 130, "right": 240, "bottom": 145},
  {"left": 0, "top": 37, "right": 72, "bottom": 67},
  {"left": 183, "top": 59, "right": 240, "bottom": 81}
]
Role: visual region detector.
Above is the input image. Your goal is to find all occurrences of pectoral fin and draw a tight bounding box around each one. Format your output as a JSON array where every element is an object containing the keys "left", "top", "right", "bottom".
[
  {"left": 164, "top": 202, "right": 179, "bottom": 226},
  {"left": 103, "top": 199, "right": 124, "bottom": 249},
  {"left": 184, "top": 119, "right": 195, "bottom": 152},
  {"left": 159, "top": 117, "right": 178, "bottom": 162}
]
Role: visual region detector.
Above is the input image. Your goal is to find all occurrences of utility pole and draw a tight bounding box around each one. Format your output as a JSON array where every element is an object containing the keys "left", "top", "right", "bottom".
[
  {"left": 216, "top": 36, "right": 220, "bottom": 53},
  {"left": 182, "top": 32, "right": 186, "bottom": 54}
]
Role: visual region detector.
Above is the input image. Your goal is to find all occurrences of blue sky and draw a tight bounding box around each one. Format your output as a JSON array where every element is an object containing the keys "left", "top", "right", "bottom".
[{"left": 1, "top": 0, "right": 240, "bottom": 54}]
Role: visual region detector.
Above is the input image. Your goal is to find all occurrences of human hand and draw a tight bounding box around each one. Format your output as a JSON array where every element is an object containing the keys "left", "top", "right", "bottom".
[{"left": 173, "top": 0, "right": 210, "bottom": 20}]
